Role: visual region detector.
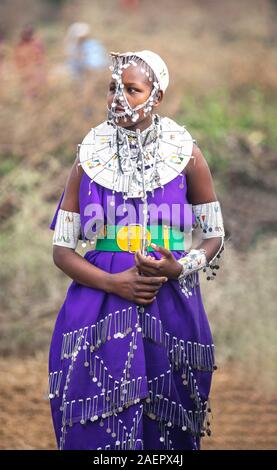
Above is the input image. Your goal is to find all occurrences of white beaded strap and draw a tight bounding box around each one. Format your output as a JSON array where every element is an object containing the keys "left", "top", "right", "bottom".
[
  {"left": 53, "top": 209, "right": 81, "bottom": 250},
  {"left": 192, "top": 201, "right": 225, "bottom": 239},
  {"left": 177, "top": 249, "right": 207, "bottom": 298},
  {"left": 177, "top": 249, "right": 207, "bottom": 279}
]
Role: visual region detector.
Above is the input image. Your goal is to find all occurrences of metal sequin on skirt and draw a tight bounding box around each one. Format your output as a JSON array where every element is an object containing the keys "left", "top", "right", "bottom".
[{"left": 61, "top": 400, "right": 200, "bottom": 450}]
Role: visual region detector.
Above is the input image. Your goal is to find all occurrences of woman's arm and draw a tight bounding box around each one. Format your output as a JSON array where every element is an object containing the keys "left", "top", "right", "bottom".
[
  {"left": 134, "top": 143, "right": 224, "bottom": 279},
  {"left": 52, "top": 157, "right": 113, "bottom": 291},
  {"left": 185, "top": 143, "right": 223, "bottom": 262},
  {"left": 53, "top": 245, "right": 114, "bottom": 291}
]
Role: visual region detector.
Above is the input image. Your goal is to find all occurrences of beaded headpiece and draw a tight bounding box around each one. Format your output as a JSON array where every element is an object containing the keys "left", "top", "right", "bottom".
[{"left": 107, "top": 50, "right": 169, "bottom": 124}]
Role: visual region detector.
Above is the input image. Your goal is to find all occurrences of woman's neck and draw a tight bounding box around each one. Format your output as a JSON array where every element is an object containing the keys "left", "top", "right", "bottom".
[{"left": 124, "top": 113, "right": 153, "bottom": 133}]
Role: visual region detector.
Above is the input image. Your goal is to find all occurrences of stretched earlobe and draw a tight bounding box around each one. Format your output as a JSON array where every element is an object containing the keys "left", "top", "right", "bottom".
[{"left": 153, "top": 90, "right": 163, "bottom": 107}]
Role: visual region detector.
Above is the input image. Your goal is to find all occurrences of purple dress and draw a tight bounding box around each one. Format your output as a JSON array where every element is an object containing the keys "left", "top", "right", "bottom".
[{"left": 48, "top": 169, "right": 215, "bottom": 450}]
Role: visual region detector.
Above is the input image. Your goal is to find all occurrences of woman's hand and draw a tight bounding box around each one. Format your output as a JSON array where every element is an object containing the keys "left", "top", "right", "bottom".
[
  {"left": 135, "top": 243, "right": 183, "bottom": 279},
  {"left": 108, "top": 265, "right": 168, "bottom": 305}
]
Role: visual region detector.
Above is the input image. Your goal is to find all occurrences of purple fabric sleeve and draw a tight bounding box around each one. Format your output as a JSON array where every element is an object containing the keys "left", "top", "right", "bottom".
[{"left": 49, "top": 189, "right": 65, "bottom": 231}]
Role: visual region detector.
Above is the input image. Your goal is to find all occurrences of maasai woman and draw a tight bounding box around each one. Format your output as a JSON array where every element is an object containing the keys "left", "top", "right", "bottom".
[{"left": 48, "top": 50, "right": 225, "bottom": 450}]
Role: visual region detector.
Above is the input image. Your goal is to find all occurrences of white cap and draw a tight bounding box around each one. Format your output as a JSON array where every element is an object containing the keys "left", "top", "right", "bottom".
[
  {"left": 120, "top": 50, "right": 169, "bottom": 92},
  {"left": 66, "top": 22, "right": 91, "bottom": 40}
]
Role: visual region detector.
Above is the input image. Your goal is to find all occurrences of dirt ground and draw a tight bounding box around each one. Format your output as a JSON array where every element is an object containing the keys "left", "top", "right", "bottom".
[{"left": 0, "top": 354, "right": 276, "bottom": 450}]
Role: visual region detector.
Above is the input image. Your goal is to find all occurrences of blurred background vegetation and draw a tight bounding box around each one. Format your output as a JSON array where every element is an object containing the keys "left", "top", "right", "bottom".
[{"left": 0, "top": 0, "right": 277, "bottom": 449}]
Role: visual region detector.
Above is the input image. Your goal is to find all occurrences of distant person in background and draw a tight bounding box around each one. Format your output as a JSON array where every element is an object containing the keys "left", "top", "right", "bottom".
[
  {"left": 0, "top": 29, "right": 7, "bottom": 77},
  {"left": 120, "top": 0, "right": 139, "bottom": 9},
  {"left": 0, "top": 29, "right": 10, "bottom": 93},
  {"left": 65, "top": 22, "right": 109, "bottom": 81},
  {"left": 14, "top": 25, "right": 46, "bottom": 98}
]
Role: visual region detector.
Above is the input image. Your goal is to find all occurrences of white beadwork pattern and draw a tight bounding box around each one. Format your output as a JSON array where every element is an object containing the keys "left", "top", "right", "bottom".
[
  {"left": 78, "top": 117, "right": 194, "bottom": 198},
  {"left": 192, "top": 201, "right": 225, "bottom": 239},
  {"left": 53, "top": 209, "right": 81, "bottom": 250}
]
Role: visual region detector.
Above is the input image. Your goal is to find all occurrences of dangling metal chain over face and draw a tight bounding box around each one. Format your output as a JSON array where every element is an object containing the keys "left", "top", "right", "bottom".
[{"left": 107, "top": 53, "right": 160, "bottom": 124}]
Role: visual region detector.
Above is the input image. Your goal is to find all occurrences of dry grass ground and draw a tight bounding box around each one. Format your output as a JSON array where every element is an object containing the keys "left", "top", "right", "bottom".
[{"left": 1, "top": 354, "right": 276, "bottom": 450}]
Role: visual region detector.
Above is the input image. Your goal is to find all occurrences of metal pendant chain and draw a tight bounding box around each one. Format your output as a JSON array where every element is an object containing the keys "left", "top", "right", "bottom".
[
  {"left": 136, "top": 128, "right": 149, "bottom": 255},
  {"left": 116, "top": 115, "right": 161, "bottom": 196},
  {"left": 117, "top": 132, "right": 139, "bottom": 175}
]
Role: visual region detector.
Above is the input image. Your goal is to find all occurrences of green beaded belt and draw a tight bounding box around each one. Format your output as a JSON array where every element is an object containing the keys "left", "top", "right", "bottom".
[{"left": 94, "top": 224, "right": 186, "bottom": 252}]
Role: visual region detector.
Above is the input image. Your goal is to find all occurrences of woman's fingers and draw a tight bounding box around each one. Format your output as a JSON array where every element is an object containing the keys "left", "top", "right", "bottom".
[
  {"left": 135, "top": 291, "right": 157, "bottom": 300},
  {"left": 140, "top": 266, "right": 161, "bottom": 277},
  {"left": 135, "top": 285, "right": 159, "bottom": 293},
  {"left": 135, "top": 250, "right": 162, "bottom": 269},
  {"left": 137, "top": 275, "right": 167, "bottom": 285},
  {"left": 137, "top": 267, "right": 160, "bottom": 277},
  {"left": 150, "top": 243, "right": 173, "bottom": 259},
  {"left": 135, "top": 296, "right": 156, "bottom": 305}
]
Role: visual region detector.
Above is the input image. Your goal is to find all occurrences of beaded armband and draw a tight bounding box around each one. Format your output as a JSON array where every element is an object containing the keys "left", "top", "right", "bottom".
[
  {"left": 192, "top": 200, "right": 225, "bottom": 282},
  {"left": 177, "top": 249, "right": 207, "bottom": 298},
  {"left": 192, "top": 201, "right": 225, "bottom": 239},
  {"left": 53, "top": 209, "right": 81, "bottom": 250}
]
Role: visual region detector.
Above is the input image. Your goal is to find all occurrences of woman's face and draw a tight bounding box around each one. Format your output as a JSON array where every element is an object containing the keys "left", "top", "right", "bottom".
[{"left": 107, "top": 64, "right": 162, "bottom": 130}]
